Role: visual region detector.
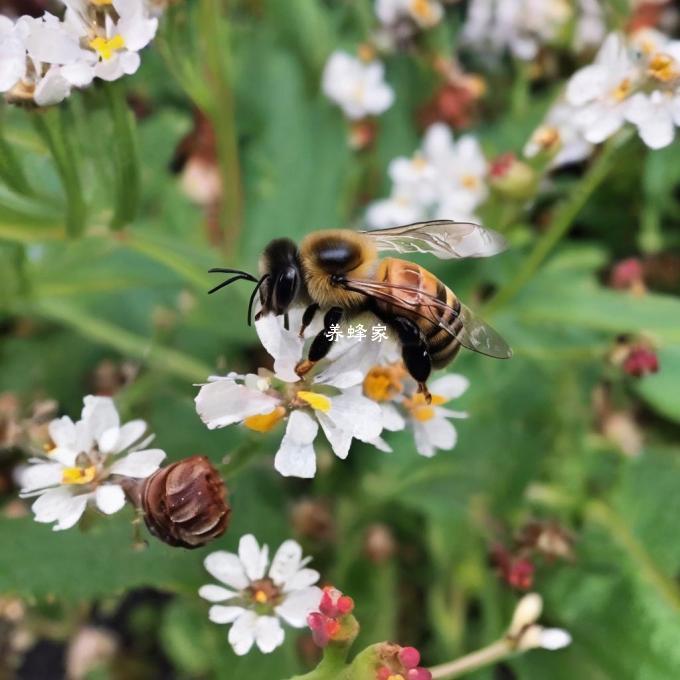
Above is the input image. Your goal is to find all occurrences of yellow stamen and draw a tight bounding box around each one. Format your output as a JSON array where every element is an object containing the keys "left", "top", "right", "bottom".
[
  {"left": 363, "top": 365, "right": 405, "bottom": 402},
  {"left": 412, "top": 154, "right": 428, "bottom": 170},
  {"left": 387, "top": 675, "right": 406, "bottom": 680},
  {"left": 533, "top": 125, "right": 560, "bottom": 151},
  {"left": 244, "top": 406, "right": 286, "bottom": 433},
  {"left": 61, "top": 466, "right": 96, "bottom": 485},
  {"left": 89, "top": 35, "right": 125, "bottom": 61},
  {"left": 357, "top": 43, "right": 376, "bottom": 63},
  {"left": 461, "top": 174, "right": 479, "bottom": 190},
  {"left": 405, "top": 392, "right": 446, "bottom": 422},
  {"left": 90, "top": 0, "right": 113, "bottom": 5},
  {"left": 254, "top": 590, "right": 268, "bottom": 604},
  {"left": 413, "top": 406, "right": 435, "bottom": 422},
  {"left": 648, "top": 53, "right": 677, "bottom": 83},
  {"left": 410, "top": 0, "right": 433, "bottom": 21},
  {"left": 297, "top": 391, "right": 332, "bottom": 413},
  {"left": 612, "top": 78, "right": 631, "bottom": 102}
]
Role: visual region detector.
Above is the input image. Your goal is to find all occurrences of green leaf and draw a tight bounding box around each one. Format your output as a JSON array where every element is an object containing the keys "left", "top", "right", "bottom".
[{"left": 634, "top": 346, "right": 680, "bottom": 423}]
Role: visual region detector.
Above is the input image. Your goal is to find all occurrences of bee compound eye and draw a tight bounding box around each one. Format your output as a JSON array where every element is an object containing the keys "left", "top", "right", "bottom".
[
  {"left": 140, "top": 456, "right": 230, "bottom": 549},
  {"left": 273, "top": 267, "right": 298, "bottom": 312}
]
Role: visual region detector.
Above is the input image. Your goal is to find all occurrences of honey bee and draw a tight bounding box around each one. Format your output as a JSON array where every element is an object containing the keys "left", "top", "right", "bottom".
[{"left": 209, "top": 221, "right": 512, "bottom": 401}]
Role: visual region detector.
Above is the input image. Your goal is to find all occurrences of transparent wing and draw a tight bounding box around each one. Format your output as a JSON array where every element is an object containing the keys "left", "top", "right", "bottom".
[
  {"left": 341, "top": 277, "right": 512, "bottom": 359},
  {"left": 360, "top": 220, "right": 508, "bottom": 259}
]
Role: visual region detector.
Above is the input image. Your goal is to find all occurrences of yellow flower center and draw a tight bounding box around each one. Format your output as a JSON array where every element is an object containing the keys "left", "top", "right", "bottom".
[
  {"left": 461, "top": 174, "right": 479, "bottom": 190},
  {"left": 61, "top": 466, "right": 96, "bottom": 485},
  {"left": 405, "top": 392, "right": 447, "bottom": 422},
  {"left": 533, "top": 125, "right": 560, "bottom": 151},
  {"left": 89, "top": 35, "right": 125, "bottom": 61},
  {"left": 90, "top": 0, "right": 113, "bottom": 5},
  {"left": 363, "top": 365, "right": 405, "bottom": 402},
  {"left": 612, "top": 78, "right": 632, "bottom": 102},
  {"left": 297, "top": 391, "right": 332, "bottom": 413},
  {"left": 388, "top": 675, "right": 405, "bottom": 680},
  {"left": 243, "top": 406, "right": 286, "bottom": 433},
  {"left": 357, "top": 43, "right": 376, "bottom": 63},
  {"left": 410, "top": 0, "right": 433, "bottom": 21},
  {"left": 254, "top": 590, "right": 268, "bottom": 604},
  {"left": 648, "top": 53, "right": 677, "bottom": 83}
]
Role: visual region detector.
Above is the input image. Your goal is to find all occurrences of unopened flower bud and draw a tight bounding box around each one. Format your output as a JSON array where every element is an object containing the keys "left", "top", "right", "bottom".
[
  {"left": 508, "top": 593, "right": 543, "bottom": 636},
  {"left": 140, "top": 456, "right": 230, "bottom": 549},
  {"left": 609, "top": 258, "right": 646, "bottom": 295},
  {"left": 307, "top": 586, "right": 358, "bottom": 648},
  {"left": 489, "top": 153, "right": 537, "bottom": 200},
  {"left": 623, "top": 346, "right": 659, "bottom": 378},
  {"left": 364, "top": 523, "right": 397, "bottom": 563},
  {"left": 348, "top": 120, "right": 378, "bottom": 151},
  {"left": 375, "top": 642, "right": 432, "bottom": 680}
]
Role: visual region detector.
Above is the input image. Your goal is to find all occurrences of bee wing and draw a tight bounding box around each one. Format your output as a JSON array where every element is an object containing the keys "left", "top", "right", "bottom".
[
  {"left": 359, "top": 220, "right": 508, "bottom": 259},
  {"left": 342, "top": 277, "right": 512, "bottom": 359}
]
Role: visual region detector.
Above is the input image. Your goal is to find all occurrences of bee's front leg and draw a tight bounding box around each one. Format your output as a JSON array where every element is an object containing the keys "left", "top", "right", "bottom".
[
  {"left": 298, "top": 303, "right": 320, "bottom": 338},
  {"left": 296, "top": 306, "right": 343, "bottom": 377},
  {"left": 389, "top": 316, "right": 432, "bottom": 404}
]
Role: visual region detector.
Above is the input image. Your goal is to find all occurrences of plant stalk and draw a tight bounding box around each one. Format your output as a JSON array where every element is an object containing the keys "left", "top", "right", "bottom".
[{"left": 429, "top": 639, "right": 513, "bottom": 679}]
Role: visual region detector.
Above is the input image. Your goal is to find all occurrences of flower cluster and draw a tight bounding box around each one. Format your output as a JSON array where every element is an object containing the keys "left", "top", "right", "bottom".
[
  {"left": 0, "top": 0, "right": 160, "bottom": 107},
  {"left": 199, "top": 534, "right": 321, "bottom": 655},
  {"left": 461, "top": 0, "right": 605, "bottom": 61},
  {"left": 366, "top": 123, "right": 488, "bottom": 229},
  {"left": 195, "top": 310, "right": 469, "bottom": 478},
  {"left": 566, "top": 31, "right": 680, "bottom": 149},
  {"left": 307, "top": 586, "right": 356, "bottom": 647},
  {"left": 375, "top": 644, "right": 432, "bottom": 680},
  {"left": 18, "top": 395, "right": 165, "bottom": 530}
]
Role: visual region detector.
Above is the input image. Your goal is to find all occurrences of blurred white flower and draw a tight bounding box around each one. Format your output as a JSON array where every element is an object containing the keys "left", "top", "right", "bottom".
[
  {"left": 375, "top": 0, "right": 444, "bottom": 29},
  {"left": 366, "top": 123, "right": 488, "bottom": 228},
  {"left": 507, "top": 593, "right": 572, "bottom": 652},
  {"left": 195, "top": 314, "right": 386, "bottom": 478},
  {"left": 322, "top": 50, "right": 395, "bottom": 120},
  {"left": 62, "top": 0, "right": 159, "bottom": 81},
  {"left": 566, "top": 33, "right": 639, "bottom": 144},
  {"left": 524, "top": 101, "right": 594, "bottom": 168},
  {"left": 573, "top": 0, "right": 606, "bottom": 53},
  {"left": 461, "top": 0, "right": 572, "bottom": 61},
  {"left": 625, "top": 89, "right": 680, "bottom": 149},
  {"left": 19, "top": 396, "right": 165, "bottom": 531},
  {"left": 199, "top": 535, "right": 321, "bottom": 656}
]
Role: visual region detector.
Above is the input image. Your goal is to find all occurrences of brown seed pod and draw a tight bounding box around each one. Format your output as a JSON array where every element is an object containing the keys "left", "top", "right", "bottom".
[{"left": 140, "top": 455, "right": 230, "bottom": 549}]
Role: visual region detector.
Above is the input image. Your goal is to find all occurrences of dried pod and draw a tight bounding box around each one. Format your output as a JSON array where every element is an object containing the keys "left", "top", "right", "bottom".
[{"left": 141, "top": 455, "right": 230, "bottom": 549}]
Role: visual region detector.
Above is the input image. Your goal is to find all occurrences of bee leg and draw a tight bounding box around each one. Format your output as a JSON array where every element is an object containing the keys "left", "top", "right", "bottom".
[
  {"left": 296, "top": 307, "right": 343, "bottom": 376},
  {"left": 299, "top": 303, "right": 320, "bottom": 338},
  {"left": 390, "top": 316, "right": 432, "bottom": 405}
]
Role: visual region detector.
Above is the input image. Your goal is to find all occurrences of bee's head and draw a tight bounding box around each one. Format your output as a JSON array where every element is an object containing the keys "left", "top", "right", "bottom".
[{"left": 256, "top": 239, "right": 303, "bottom": 320}]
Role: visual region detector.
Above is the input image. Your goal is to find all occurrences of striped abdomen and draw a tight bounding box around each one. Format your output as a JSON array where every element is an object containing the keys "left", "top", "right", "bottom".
[{"left": 375, "top": 258, "right": 462, "bottom": 368}]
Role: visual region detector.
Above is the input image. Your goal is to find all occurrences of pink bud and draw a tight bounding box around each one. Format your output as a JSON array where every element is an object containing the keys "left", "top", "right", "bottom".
[
  {"left": 407, "top": 669, "right": 432, "bottom": 680},
  {"left": 623, "top": 347, "right": 659, "bottom": 378},
  {"left": 490, "top": 152, "right": 516, "bottom": 178},
  {"left": 307, "top": 612, "right": 329, "bottom": 647},
  {"left": 610, "top": 258, "right": 644, "bottom": 290},
  {"left": 399, "top": 646, "right": 421, "bottom": 669},
  {"left": 337, "top": 595, "right": 354, "bottom": 615},
  {"left": 319, "top": 588, "right": 337, "bottom": 617}
]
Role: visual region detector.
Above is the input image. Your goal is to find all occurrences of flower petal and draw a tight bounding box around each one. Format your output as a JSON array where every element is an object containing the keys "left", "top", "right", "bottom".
[
  {"left": 82, "top": 396, "right": 120, "bottom": 443},
  {"left": 95, "top": 484, "right": 126, "bottom": 515},
  {"left": 209, "top": 604, "right": 246, "bottom": 625},
  {"left": 255, "top": 313, "right": 304, "bottom": 383},
  {"left": 228, "top": 610, "right": 258, "bottom": 656},
  {"left": 32, "top": 487, "right": 89, "bottom": 531},
  {"left": 109, "top": 449, "right": 166, "bottom": 478},
  {"left": 429, "top": 374, "right": 469, "bottom": 400},
  {"left": 275, "top": 586, "right": 323, "bottom": 628},
  {"left": 199, "top": 584, "right": 238, "bottom": 603},
  {"left": 269, "top": 539, "right": 304, "bottom": 587},
  {"left": 274, "top": 410, "right": 318, "bottom": 478},
  {"left": 19, "top": 462, "right": 63, "bottom": 493},
  {"left": 281, "top": 569, "right": 320, "bottom": 593},
  {"left": 254, "top": 616, "right": 285, "bottom": 653},
  {"left": 204, "top": 550, "right": 250, "bottom": 590},
  {"left": 239, "top": 534, "right": 269, "bottom": 581}
]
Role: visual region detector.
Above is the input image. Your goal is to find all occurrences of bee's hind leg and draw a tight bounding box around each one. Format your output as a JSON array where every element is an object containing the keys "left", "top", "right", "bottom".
[
  {"left": 296, "top": 306, "right": 342, "bottom": 376},
  {"left": 389, "top": 316, "right": 432, "bottom": 404}
]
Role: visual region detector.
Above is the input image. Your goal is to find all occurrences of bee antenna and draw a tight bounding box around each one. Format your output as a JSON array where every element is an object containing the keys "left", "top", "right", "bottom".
[
  {"left": 209, "top": 268, "right": 258, "bottom": 281},
  {"left": 208, "top": 274, "right": 256, "bottom": 295},
  {"left": 248, "top": 274, "right": 269, "bottom": 327}
]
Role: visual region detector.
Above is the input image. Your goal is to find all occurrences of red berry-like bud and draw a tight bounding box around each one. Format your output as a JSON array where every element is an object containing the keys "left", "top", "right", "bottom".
[
  {"left": 307, "top": 612, "right": 329, "bottom": 647},
  {"left": 507, "top": 558, "right": 535, "bottom": 590},
  {"left": 490, "top": 152, "right": 516, "bottom": 178},
  {"left": 623, "top": 346, "right": 659, "bottom": 378},
  {"left": 408, "top": 668, "right": 433, "bottom": 680},
  {"left": 399, "top": 646, "right": 421, "bottom": 669},
  {"left": 610, "top": 258, "right": 644, "bottom": 290},
  {"left": 337, "top": 595, "right": 354, "bottom": 615}
]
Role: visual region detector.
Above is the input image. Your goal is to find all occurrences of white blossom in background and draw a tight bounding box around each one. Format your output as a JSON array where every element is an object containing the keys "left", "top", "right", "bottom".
[
  {"left": 19, "top": 396, "right": 165, "bottom": 531},
  {"left": 322, "top": 50, "right": 395, "bottom": 120},
  {"left": 566, "top": 31, "right": 680, "bottom": 149},
  {"left": 524, "top": 101, "right": 594, "bottom": 168},
  {"left": 375, "top": 0, "right": 445, "bottom": 29},
  {"left": 461, "top": 0, "right": 573, "bottom": 61},
  {"left": 199, "top": 535, "right": 321, "bottom": 655},
  {"left": 365, "top": 123, "right": 488, "bottom": 229},
  {"left": 195, "top": 312, "right": 390, "bottom": 479},
  {"left": 573, "top": 0, "right": 606, "bottom": 53},
  {"left": 507, "top": 593, "right": 572, "bottom": 652}
]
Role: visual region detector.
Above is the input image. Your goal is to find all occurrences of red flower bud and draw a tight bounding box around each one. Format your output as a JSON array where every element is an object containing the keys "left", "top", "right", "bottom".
[{"left": 623, "top": 346, "right": 659, "bottom": 378}]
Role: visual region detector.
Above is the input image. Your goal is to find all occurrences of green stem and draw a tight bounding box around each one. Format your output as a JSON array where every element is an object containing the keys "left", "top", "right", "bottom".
[
  {"left": 290, "top": 644, "right": 351, "bottom": 680},
  {"left": 32, "top": 108, "right": 87, "bottom": 238},
  {"left": 0, "top": 111, "right": 32, "bottom": 195},
  {"left": 486, "top": 128, "right": 635, "bottom": 313},
  {"left": 106, "top": 83, "right": 141, "bottom": 230},
  {"left": 429, "top": 639, "right": 513, "bottom": 680},
  {"left": 199, "top": 0, "right": 243, "bottom": 259},
  {"left": 30, "top": 298, "right": 212, "bottom": 382}
]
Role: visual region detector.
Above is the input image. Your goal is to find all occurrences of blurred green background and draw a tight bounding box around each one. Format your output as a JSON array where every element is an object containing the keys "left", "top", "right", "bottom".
[{"left": 1, "top": 1, "right": 680, "bottom": 678}]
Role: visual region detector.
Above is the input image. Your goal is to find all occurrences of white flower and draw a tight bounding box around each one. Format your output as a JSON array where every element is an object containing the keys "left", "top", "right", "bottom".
[
  {"left": 195, "top": 314, "right": 386, "bottom": 478},
  {"left": 402, "top": 373, "right": 469, "bottom": 457},
  {"left": 573, "top": 0, "right": 606, "bottom": 53},
  {"left": 625, "top": 90, "right": 680, "bottom": 149},
  {"left": 507, "top": 593, "right": 572, "bottom": 652},
  {"left": 524, "top": 101, "right": 594, "bottom": 168},
  {"left": 0, "top": 14, "right": 91, "bottom": 106},
  {"left": 365, "top": 123, "right": 488, "bottom": 228},
  {"left": 62, "top": 0, "right": 158, "bottom": 81},
  {"left": 19, "top": 395, "right": 165, "bottom": 531},
  {"left": 322, "top": 50, "right": 395, "bottom": 120},
  {"left": 375, "top": 0, "right": 444, "bottom": 29},
  {"left": 462, "top": 0, "right": 572, "bottom": 61},
  {"left": 566, "top": 33, "right": 639, "bottom": 144},
  {"left": 199, "top": 535, "right": 321, "bottom": 656}
]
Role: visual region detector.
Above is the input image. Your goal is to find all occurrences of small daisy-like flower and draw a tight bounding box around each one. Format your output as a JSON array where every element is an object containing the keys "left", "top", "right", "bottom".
[
  {"left": 375, "top": 0, "right": 444, "bottom": 30},
  {"left": 199, "top": 535, "right": 321, "bottom": 656},
  {"left": 62, "top": 0, "right": 159, "bottom": 81},
  {"left": 566, "top": 33, "right": 639, "bottom": 144},
  {"left": 19, "top": 395, "right": 165, "bottom": 531},
  {"left": 195, "top": 312, "right": 389, "bottom": 478},
  {"left": 322, "top": 50, "right": 395, "bottom": 120}
]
